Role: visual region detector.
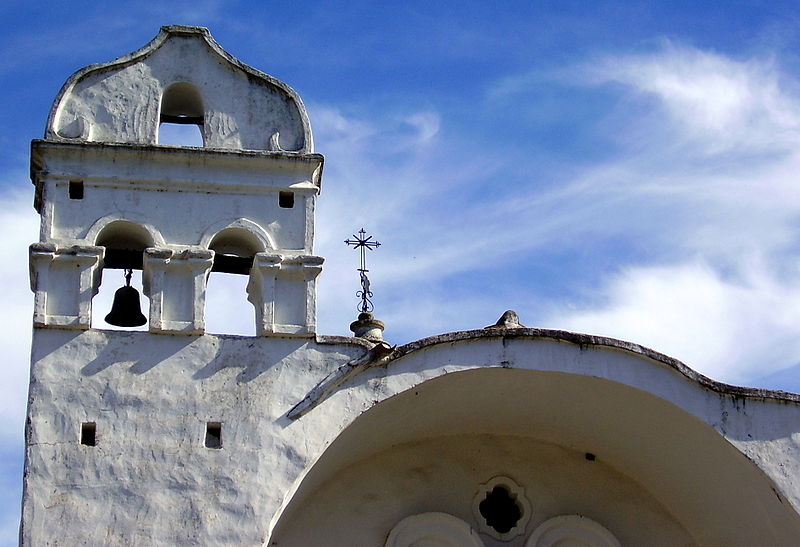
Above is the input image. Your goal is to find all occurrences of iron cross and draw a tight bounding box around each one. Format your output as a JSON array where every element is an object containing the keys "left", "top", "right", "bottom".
[{"left": 344, "top": 228, "right": 381, "bottom": 313}]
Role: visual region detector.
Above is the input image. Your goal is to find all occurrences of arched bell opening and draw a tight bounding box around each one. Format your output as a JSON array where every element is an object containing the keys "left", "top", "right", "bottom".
[
  {"left": 92, "top": 220, "right": 153, "bottom": 330},
  {"left": 204, "top": 227, "right": 265, "bottom": 335},
  {"left": 157, "top": 82, "right": 205, "bottom": 146}
]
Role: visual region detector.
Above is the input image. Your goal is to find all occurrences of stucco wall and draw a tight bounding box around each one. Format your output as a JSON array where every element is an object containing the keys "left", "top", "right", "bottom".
[
  {"left": 22, "top": 327, "right": 800, "bottom": 546},
  {"left": 33, "top": 142, "right": 321, "bottom": 253},
  {"left": 21, "top": 328, "right": 368, "bottom": 545}
]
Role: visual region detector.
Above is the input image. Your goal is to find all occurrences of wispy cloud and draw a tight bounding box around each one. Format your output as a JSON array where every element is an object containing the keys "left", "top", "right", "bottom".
[
  {"left": 549, "top": 260, "right": 800, "bottom": 384},
  {"left": 582, "top": 42, "right": 800, "bottom": 155},
  {"left": 0, "top": 187, "right": 38, "bottom": 546},
  {"left": 540, "top": 44, "right": 800, "bottom": 384},
  {"left": 0, "top": 189, "right": 38, "bottom": 440},
  {"left": 314, "top": 43, "right": 800, "bottom": 387}
]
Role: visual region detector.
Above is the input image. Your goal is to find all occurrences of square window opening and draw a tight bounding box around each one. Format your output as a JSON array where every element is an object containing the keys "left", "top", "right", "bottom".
[
  {"left": 279, "top": 191, "right": 294, "bottom": 208},
  {"left": 81, "top": 422, "right": 96, "bottom": 446},
  {"left": 69, "top": 181, "right": 84, "bottom": 200},
  {"left": 205, "top": 422, "right": 222, "bottom": 449}
]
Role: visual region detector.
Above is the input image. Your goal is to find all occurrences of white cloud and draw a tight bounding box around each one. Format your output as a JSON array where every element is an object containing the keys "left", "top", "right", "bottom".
[
  {"left": 403, "top": 112, "right": 441, "bottom": 144},
  {"left": 537, "top": 44, "right": 800, "bottom": 386},
  {"left": 311, "top": 46, "right": 800, "bottom": 380},
  {"left": 0, "top": 189, "right": 38, "bottom": 441},
  {"left": 547, "top": 260, "right": 800, "bottom": 385},
  {"left": 0, "top": 188, "right": 38, "bottom": 547},
  {"left": 583, "top": 42, "right": 800, "bottom": 155}
]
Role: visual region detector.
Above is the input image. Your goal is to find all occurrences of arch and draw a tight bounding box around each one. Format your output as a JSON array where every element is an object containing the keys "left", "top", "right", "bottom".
[
  {"left": 89, "top": 218, "right": 156, "bottom": 330},
  {"left": 199, "top": 218, "right": 274, "bottom": 253},
  {"left": 160, "top": 82, "right": 204, "bottom": 124},
  {"left": 202, "top": 219, "right": 272, "bottom": 335},
  {"left": 86, "top": 215, "right": 166, "bottom": 249},
  {"left": 95, "top": 220, "right": 154, "bottom": 251},
  {"left": 209, "top": 228, "right": 265, "bottom": 258},
  {"left": 268, "top": 337, "right": 800, "bottom": 545},
  {"left": 158, "top": 82, "right": 205, "bottom": 146}
]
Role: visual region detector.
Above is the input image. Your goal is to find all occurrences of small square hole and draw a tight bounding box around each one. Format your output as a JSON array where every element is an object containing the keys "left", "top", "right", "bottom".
[
  {"left": 69, "top": 181, "right": 84, "bottom": 200},
  {"left": 81, "top": 422, "right": 96, "bottom": 446},
  {"left": 205, "top": 422, "right": 222, "bottom": 449},
  {"left": 279, "top": 191, "right": 294, "bottom": 208}
]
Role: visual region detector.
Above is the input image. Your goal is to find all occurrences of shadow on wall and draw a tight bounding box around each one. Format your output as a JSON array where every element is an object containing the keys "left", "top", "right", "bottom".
[
  {"left": 80, "top": 332, "right": 198, "bottom": 376},
  {"left": 69, "top": 330, "right": 304, "bottom": 382}
]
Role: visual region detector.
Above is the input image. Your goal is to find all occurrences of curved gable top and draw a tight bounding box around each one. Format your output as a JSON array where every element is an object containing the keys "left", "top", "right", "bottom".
[{"left": 46, "top": 25, "right": 313, "bottom": 152}]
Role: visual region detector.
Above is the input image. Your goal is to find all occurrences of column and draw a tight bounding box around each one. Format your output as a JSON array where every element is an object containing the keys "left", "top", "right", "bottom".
[
  {"left": 143, "top": 248, "right": 213, "bottom": 334},
  {"left": 29, "top": 243, "right": 104, "bottom": 329}
]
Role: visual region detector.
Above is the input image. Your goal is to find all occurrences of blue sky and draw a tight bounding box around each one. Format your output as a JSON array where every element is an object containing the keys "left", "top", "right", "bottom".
[{"left": 4, "top": 2, "right": 800, "bottom": 542}]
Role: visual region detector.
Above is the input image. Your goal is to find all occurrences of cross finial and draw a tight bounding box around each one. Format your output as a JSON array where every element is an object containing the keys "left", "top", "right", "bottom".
[{"left": 344, "top": 228, "right": 381, "bottom": 313}]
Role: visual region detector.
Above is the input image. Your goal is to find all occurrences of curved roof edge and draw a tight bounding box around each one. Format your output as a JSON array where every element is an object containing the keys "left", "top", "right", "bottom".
[
  {"left": 391, "top": 327, "right": 800, "bottom": 404},
  {"left": 45, "top": 25, "right": 314, "bottom": 152}
]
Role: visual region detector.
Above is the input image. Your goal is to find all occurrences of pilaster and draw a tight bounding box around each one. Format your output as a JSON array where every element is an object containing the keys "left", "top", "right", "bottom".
[
  {"left": 247, "top": 254, "right": 323, "bottom": 336},
  {"left": 247, "top": 252, "right": 283, "bottom": 336},
  {"left": 29, "top": 243, "right": 104, "bottom": 329},
  {"left": 143, "top": 248, "right": 214, "bottom": 334},
  {"left": 275, "top": 255, "right": 324, "bottom": 335}
]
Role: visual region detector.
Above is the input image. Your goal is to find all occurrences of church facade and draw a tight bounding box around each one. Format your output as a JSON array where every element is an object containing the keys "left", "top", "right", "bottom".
[{"left": 20, "top": 26, "right": 800, "bottom": 546}]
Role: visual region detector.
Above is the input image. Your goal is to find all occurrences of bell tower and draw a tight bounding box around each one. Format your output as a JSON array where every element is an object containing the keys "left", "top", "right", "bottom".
[
  {"left": 29, "top": 25, "right": 323, "bottom": 336},
  {"left": 20, "top": 27, "right": 362, "bottom": 546}
]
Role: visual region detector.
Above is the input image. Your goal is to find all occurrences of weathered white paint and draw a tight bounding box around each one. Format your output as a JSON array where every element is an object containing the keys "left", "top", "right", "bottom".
[
  {"left": 21, "top": 328, "right": 800, "bottom": 546},
  {"left": 21, "top": 329, "right": 370, "bottom": 545},
  {"left": 32, "top": 142, "right": 321, "bottom": 250},
  {"left": 47, "top": 26, "right": 312, "bottom": 152},
  {"left": 143, "top": 248, "right": 213, "bottom": 333},
  {"left": 29, "top": 243, "right": 103, "bottom": 328}
]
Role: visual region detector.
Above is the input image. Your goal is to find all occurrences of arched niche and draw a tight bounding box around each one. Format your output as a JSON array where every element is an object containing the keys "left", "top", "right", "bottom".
[
  {"left": 204, "top": 224, "right": 270, "bottom": 336},
  {"left": 95, "top": 220, "right": 155, "bottom": 270},
  {"left": 209, "top": 227, "right": 266, "bottom": 275},
  {"left": 161, "top": 82, "right": 204, "bottom": 124},
  {"left": 91, "top": 220, "right": 154, "bottom": 329},
  {"left": 158, "top": 82, "right": 205, "bottom": 146},
  {"left": 200, "top": 219, "right": 274, "bottom": 269}
]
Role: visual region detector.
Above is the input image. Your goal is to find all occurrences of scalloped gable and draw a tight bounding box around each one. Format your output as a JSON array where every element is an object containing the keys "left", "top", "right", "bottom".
[{"left": 46, "top": 26, "right": 313, "bottom": 152}]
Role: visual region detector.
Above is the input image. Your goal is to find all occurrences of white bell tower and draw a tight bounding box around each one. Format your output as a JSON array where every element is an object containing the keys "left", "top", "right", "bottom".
[
  {"left": 20, "top": 28, "right": 358, "bottom": 545},
  {"left": 29, "top": 25, "right": 323, "bottom": 336}
]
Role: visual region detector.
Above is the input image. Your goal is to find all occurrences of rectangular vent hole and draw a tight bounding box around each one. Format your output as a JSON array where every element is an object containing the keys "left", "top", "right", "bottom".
[
  {"left": 279, "top": 191, "right": 294, "bottom": 208},
  {"left": 205, "top": 422, "right": 222, "bottom": 449},
  {"left": 69, "top": 180, "right": 84, "bottom": 200},
  {"left": 81, "top": 422, "right": 96, "bottom": 446}
]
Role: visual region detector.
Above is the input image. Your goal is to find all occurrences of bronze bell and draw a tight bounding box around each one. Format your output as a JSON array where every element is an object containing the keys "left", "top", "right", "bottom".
[{"left": 105, "top": 269, "right": 147, "bottom": 327}]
